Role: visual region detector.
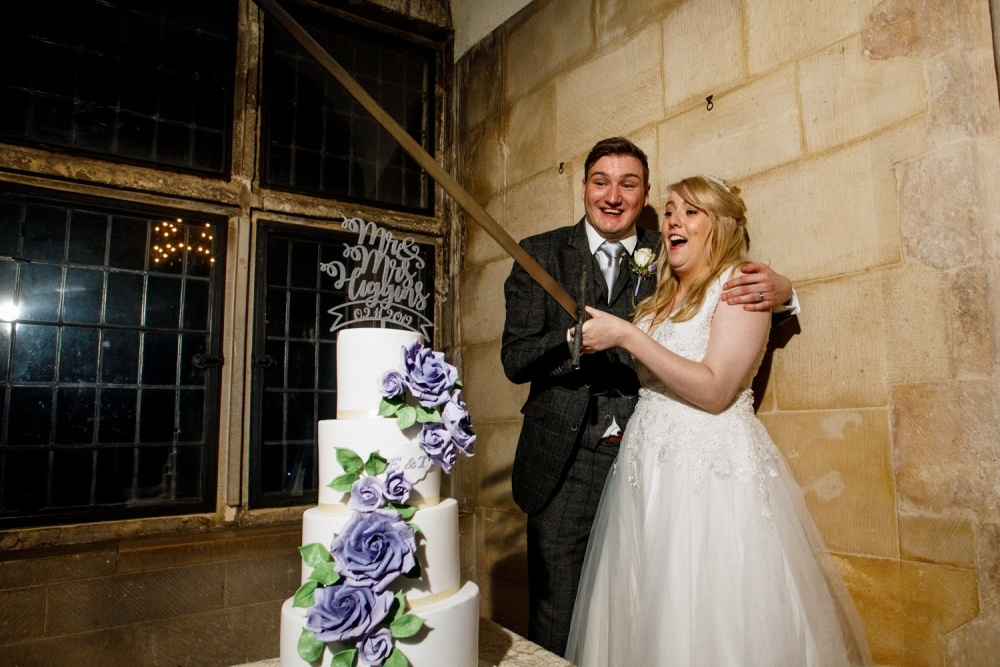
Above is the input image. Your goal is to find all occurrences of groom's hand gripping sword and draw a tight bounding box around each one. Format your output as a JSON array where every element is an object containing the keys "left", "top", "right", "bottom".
[
  {"left": 252, "top": 0, "right": 582, "bottom": 322},
  {"left": 571, "top": 267, "right": 588, "bottom": 369}
]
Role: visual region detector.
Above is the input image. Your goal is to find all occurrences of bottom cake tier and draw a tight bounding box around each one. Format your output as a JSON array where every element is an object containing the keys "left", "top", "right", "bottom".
[{"left": 280, "top": 580, "right": 480, "bottom": 667}]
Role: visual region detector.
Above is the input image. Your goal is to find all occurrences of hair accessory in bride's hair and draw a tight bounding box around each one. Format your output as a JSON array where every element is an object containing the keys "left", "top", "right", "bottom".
[{"left": 702, "top": 174, "right": 731, "bottom": 194}]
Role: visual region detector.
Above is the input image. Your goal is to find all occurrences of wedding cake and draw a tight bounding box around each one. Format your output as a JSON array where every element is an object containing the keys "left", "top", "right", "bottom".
[{"left": 279, "top": 328, "right": 480, "bottom": 667}]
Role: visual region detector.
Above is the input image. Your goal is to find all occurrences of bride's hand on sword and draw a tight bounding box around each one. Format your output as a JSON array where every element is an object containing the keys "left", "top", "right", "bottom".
[{"left": 574, "top": 307, "right": 635, "bottom": 354}]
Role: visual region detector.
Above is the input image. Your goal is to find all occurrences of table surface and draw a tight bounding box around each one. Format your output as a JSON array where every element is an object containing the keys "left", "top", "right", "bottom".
[{"left": 230, "top": 618, "right": 574, "bottom": 667}]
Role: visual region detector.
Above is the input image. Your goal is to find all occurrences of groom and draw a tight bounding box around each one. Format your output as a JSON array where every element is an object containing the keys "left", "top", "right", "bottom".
[{"left": 501, "top": 137, "right": 794, "bottom": 655}]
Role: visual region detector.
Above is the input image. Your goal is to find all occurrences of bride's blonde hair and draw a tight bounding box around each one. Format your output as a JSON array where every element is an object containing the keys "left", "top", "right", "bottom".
[{"left": 633, "top": 176, "right": 750, "bottom": 325}]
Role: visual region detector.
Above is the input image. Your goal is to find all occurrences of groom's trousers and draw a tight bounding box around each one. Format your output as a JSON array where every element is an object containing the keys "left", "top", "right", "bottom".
[{"left": 526, "top": 393, "right": 633, "bottom": 656}]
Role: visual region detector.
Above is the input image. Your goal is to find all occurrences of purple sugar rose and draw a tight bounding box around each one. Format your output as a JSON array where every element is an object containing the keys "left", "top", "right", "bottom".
[
  {"left": 358, "top": 627, "right": 394, "bottom": 666},
  {"left": 418, "top": 422, "right": 457, "bottom": 473},
  {"left": 378, "top": 369, "right": 406, "bottom": 399},
  {"left": 331, "top": 509, "right": 417, "bottom": 591},
  {"left": 401, "top": 340, "right": 458, "bottom": 407},
  {"left": 442, "top": 390, "right": 476, "bottom": 456},
  {"left": 383, "top": 470, "right": 412, "bottom": 505},
  {"left": 305, "top": 583, "right": 393, "bottom": 643},
  {"left": 348, "top": 476, "right": 386, "bottom": 512}
]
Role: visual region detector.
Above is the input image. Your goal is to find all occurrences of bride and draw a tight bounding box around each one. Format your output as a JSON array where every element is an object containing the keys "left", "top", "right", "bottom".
[{"left": 564, "top": 176, "right": 873, "bottom": 667}]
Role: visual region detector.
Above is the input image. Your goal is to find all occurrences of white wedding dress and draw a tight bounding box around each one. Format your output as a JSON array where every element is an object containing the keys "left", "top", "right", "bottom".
[{"left": 565, "top": 270, "right": 873, "bottom": 667}]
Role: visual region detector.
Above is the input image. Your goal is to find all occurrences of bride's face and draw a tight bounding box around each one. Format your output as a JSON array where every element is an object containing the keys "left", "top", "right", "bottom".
[{"left": 663, "top": 191, "right": 712, "bottom": 279}]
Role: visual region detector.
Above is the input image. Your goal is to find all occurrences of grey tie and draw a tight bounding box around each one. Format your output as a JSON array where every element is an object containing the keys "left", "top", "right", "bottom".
[{"left": 597, "top": 241, "right": 626, "bottom": 303}]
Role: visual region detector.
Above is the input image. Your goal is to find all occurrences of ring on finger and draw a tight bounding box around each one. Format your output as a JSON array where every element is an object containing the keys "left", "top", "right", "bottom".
[{"left": 758, "top": 292, "right": 765, "bottom": 302}]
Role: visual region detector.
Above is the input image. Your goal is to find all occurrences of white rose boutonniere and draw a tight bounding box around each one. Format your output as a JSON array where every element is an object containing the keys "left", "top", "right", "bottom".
[{"left": 630, "top": 247, "right": 657, "bottom": 295}]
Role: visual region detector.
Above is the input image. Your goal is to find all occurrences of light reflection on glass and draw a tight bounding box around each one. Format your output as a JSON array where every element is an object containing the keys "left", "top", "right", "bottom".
[
  {"left": 150, "top": 219, "right": 216, "bottom": 266},
  {"left": 0, "top": 301, "right": 20, "bottom": 321}
]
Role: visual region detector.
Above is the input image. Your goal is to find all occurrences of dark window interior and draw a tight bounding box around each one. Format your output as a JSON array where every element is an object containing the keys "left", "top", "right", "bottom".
[
  {"left": 0, "top": 0, "right": 236, "bottom": 174},
  {"left": 249, "top": 221, "right": 435, "bottom": 508},
  {"left": 262, "top": 15, "right": 435, "bottom": 212},
  {"left": 0, "top": 188, "right": 225, "bottom": 527}
]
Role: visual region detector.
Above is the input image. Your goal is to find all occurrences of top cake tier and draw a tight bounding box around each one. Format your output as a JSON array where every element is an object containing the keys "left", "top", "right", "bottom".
[{"left": 336, "top": 328, "right": 423, "bottom": 418}]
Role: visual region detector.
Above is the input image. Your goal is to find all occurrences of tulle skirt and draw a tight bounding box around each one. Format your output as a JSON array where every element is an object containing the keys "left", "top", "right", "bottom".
[{"left": 564, "top": 409, "right": 873, "bottom": 667}]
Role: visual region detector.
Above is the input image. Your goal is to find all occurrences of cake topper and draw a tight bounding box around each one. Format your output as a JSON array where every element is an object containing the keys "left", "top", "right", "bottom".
[{"left": 320, "top": 217, "right": 434, "bottom": 340}]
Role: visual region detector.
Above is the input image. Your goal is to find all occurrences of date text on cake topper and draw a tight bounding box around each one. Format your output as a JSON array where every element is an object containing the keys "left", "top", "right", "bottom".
[{"left": 320, "top": 217, "right": 434, "bottom": 339}]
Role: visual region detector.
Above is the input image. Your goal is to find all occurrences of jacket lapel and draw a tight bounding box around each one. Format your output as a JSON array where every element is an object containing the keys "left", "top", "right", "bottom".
[{"left": 565, "top": 220, "right": 598, "bottom": 311}]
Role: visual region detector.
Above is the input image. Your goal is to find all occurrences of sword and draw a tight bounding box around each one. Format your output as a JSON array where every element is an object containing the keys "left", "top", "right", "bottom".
[
  {"left": 252, "top": 0, "right": 581, "bottom": 321},
  {"left": 571, "top": 267, "right": 588, "bottom": 369}
]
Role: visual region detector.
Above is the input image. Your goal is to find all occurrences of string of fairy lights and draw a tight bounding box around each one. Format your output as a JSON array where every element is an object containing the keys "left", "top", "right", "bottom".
[{"left": 152, "top": 218, "right": 215, "bottom": 267}]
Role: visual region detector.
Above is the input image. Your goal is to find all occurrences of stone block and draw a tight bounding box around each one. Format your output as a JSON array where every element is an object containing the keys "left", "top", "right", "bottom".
[
  {"left": 0, "top": 543, "right": 116, "bottom": 590},
  {"left": 134, "top": 600, "right": 283, "bottom": 667},
  {"left": 461, "top": 119, "right": 504, "bottom": 208},
  {"left": 745, "top": 118, "right": 925, "bottom": 281},
  {"left": 0, "top": 625, "right": 140, "bottom": 667},
  {"left": 0, "top": 587, "right": 45, "bottom": 645},
  {"left": 46, "top": 563, "right": 226, "bottom": 634},
  {"left": 466, "top": 168, "right": 575, "bottom": 268},
  {"left": 224, "top": 553, "right": 300, "bottom": 607},
  {"left": 975, "top": 139, "right": 1000, "bottom": 261},
  {"left": 771, "top": 274, "right": 889, "bottom": 410},
  {"left": 977, "top": 522, "right": 1000, "bottom": 616},
  {"left": 958, "top": 0, "right": 996, "bottom": 49},
  {"left": 117, "top": 524, "right": 300, "bottom": 573},
  {"left": 475, "top": 419, "right": 522, "bottom": 512},
  {"left": 864, "top": 0, "right": 962, "bottom": 60},
  {"left": 898, "top": 513, "right": 976, "bottom": 569},
  {"left": 880, "top": 262, "right": 953, "bottom": 384},
  {"left": 459, "top": 511, "right": 477, "bottom": 574},
  {"left": 505, "top": 0, "right": 593, "bottom": 103},
  {"left": 460, "top": 258, "right": 515, "bottom": 346},
  {"left": 626, "top": 124, "right": 662, "bottom": 208},
  {"left": 661, "top": 0, "right": 745, "bottom": 112},
  {"left": 595, "top": 0, "right": 683, "bottom": 48},
  {"left": 484, "top": 574, "right": 529, "bottom": 637},
  {"left": 759, "top": 408, "right": 897, "bottom": 557},
  {"left": 893, "top": 380, "right": 1000, "bottom": 512},
  {"left": 459, "top": 30, "right": 504, "bottom": 136},
  {"left": 798, "top": 33, "right": 925, "bottom": 153},
  {"left": 926, "top": 50, "right": 1000, "bottom": 148},
  {"left": 949, "top": 265, "right": 994, "bottom": 378},
  {"left": 555, "top": 24, "right": 664, "bottom": 161},
  {"left": 506, "top": 84, "right": 557, "bottom": 187},
  {"left": 832, "top": 553, "right": 905, "bottom": 665},
  {"left": 462, "top": 340, "right": 530, "bottom": 422},
  {"left": 745, "top": 0, "right": 877, "bottom": 75},
  {"left": 481, "top": 508, "right": 528, "bottom": 585},
  {"left": 655, "top": 65, "right": 802, "bottom": 187},
  {"left": 901, "top": 560, "right": 980, "bottom": 667},
  {"left": 944, "top": 617, "right": 1000, "bottom": 667}
]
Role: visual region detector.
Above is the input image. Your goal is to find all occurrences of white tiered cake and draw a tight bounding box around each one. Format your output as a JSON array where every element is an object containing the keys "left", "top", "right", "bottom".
[{"left": 279, "top": 328, "right": 480, "bottom": 667}]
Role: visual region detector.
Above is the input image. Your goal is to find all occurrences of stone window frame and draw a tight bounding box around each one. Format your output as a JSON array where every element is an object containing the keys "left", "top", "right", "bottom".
[{"left": 0, "top": 0, "right": 454, "bottom": 545}]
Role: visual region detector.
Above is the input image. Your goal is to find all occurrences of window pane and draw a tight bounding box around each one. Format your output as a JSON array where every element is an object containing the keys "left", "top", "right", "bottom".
[
  {"left": 0, "top": 0, "right": 236, "bottom": 175},
  {"left": 1, "top": 192, "right": 225, "bottom": 526},
  {"left": 262, "top": 15, "right": 434, "bottom": 211}
]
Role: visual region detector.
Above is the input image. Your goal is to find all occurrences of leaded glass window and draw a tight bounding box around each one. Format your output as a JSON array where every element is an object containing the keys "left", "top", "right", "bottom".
[
  {"left": 0, "top": 188, "right": 226, "bottom": 526},
  {"left": 248, "top": 221, "right": 435, "bottom": 508},
  {"left": 262, "top": 16, "right": 434, "bottom": 212},
  {"left": 0, "top": 0, "right": 236, "bottom": 174}
]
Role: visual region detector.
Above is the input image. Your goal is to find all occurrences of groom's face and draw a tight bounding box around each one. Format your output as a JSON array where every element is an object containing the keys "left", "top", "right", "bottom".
[{"left": 582, "top": 155, "right": 650, "bottom": 241}]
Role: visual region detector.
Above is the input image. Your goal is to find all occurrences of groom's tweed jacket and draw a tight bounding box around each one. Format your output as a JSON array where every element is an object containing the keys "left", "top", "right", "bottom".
[{"left": 502, "top": 219, "right": 660, "bottom": 515}]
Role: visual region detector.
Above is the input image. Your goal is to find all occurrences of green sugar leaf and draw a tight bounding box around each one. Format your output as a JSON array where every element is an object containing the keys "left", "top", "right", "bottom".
[
  {"left": 365, "top": 452, "right": 389, "bottom": 476},
  {"left": 292, "top": 580, "right": 320, "bottom": 608},
  {"left": 378, "top": 398, "right": 402, "bottom": 417},
  {"left": 384, "top": 648, "right": 408, "bottom": 667},
  {"left": 298, "top": 543, "right": 332, "bottom": 567},
  {"left": 454, "top": 379, "right": 463, "bottom": 389},
  {"left": 297, "top": 628, "right": 324, "bottom": 663},
  {"left": 330, "top": 648, "right": 357, "bottom": 667},
  {"left": 390, "top": 613, "right": 426, "bottom": 639},
  {"left": 307, "top": 561, "right": 340, "bottom": 586},
  {"left": 329, "top": 472, "right": 360, "bottom": 493},
  {"left": 414, "top": 406, "right": 442, "bottom": 423},
  {"left": 393, "top": 590, "right": 407, "bottom": 622},
  {"left": 396, "top": 406, "right": 417, "bottom": 430},
  {"left": 335, "top": 447, "right": 365, "bottom": 475}
]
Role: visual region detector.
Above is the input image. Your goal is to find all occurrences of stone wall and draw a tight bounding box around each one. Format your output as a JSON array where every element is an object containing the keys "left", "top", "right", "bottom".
[{"left": 451, "top": 0, "right": 1000, "bottom": 663}]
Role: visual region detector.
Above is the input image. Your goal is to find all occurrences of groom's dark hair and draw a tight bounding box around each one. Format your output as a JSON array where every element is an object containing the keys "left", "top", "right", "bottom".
[{"left": 584, "top": 137, "right": 649, "bottom": 185}]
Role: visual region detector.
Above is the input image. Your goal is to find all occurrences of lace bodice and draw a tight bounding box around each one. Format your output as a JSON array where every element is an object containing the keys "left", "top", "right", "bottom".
[{"left": 624, "top": 269, "right": 781, "bottom": 517}]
